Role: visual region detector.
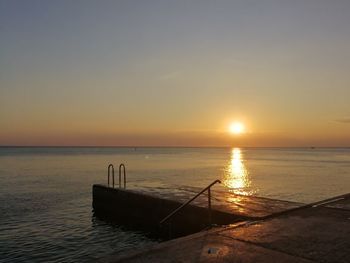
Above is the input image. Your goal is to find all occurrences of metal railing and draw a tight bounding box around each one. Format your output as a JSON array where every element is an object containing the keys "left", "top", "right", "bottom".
[
  {"left": 107, "top": 164, "right": 115, "bottom": 188},
  {"left": 107, "top": 163, "right": 126, "bottom": 188},
  {"left": 160, "top": 179, "right": 221, "bottom": 226},
  {"left": 119, "top": 163, "right": 126, "bottom": 189}
]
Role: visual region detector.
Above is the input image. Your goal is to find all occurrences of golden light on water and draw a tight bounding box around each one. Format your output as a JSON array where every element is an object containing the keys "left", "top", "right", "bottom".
[{"left": 223, "top": 148, "right": 252, "bottom": 195}]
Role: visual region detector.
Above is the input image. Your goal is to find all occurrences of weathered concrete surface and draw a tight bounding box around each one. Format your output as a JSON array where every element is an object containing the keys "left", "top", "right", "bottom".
[
  {"left": 224, "top": 197, "right": 350, "bottom": 263},
  {"left": 210, "top": 193, "right": 302, "bottom": 218},
  {"left": 93, "top": 184, "right": 302, "bottom": 239},
  {"left": 136, "top": 187, "right": 302, "bottom": 218},
  {"left": 96, "top": 225, "right": 313, "bottom": 263},
  {"left": 93, "top": 185, "right": 246, "bottom": 238},
  {"left": 96, "top": 184, "right": 302, "bottom": 220},
  {"left": 97, "top": 194, "right": 350, "bottom": 263}
]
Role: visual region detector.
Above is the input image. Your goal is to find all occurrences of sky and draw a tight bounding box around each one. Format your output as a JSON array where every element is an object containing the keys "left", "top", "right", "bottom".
[{"left": 1, "top": 0, "right": 350, "bottom": 147}]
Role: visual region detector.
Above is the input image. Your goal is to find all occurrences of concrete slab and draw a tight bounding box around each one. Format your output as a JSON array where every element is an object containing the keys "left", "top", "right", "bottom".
[
  {"left": 93, "top": 185, "right": 246, "bottom": 239},
  {"left": 97, "top": 194, "right": 350, "bottom": 263},
  {"left": 135, "top": 187, "right": 302, "bottom": 218},
  {"left": 99, "top": 226, "right": 313, "bottom": 263},
  {"left": 326, "top": 198, "right": 350, "bottom": 211},
  {"left": 223, "top": 209, "right": 350, "bottom": 262},
  {"left": 207, "top": 196, "right": 350, "bottom": 263}
]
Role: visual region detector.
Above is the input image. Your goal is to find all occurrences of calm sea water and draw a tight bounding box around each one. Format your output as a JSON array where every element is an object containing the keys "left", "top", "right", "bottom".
[{"left": 0, "top": 147, "right": 349, "bottom": 262}]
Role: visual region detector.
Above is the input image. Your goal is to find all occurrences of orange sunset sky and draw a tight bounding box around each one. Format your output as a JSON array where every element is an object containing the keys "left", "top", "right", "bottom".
[{"left": 1, "top": 1, "right": 350, "bottom": 147}]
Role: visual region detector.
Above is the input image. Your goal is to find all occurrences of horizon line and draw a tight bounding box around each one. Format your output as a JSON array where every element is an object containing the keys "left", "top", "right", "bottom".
[{"left": 1, "top": 145, "right": 349, "bottom": 149}]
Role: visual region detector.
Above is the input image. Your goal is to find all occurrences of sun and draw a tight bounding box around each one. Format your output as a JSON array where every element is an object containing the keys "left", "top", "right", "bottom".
[{"left": 229, "top": 122, "right": 245, "bottom": 135}]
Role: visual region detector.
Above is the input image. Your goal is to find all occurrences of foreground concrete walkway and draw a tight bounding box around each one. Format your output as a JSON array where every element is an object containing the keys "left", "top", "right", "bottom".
[{"left": 97, "top": 194, "right": 350, "bottom": 263}]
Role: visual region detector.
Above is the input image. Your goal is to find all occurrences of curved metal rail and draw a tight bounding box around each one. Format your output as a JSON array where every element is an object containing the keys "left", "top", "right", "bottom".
[
  {"left": 160, "top": 179, "right": 221, "bottom": 226},
  {"left": 119, "top": 163, "right": 126, "bottom": 189},
  {"left": 107, "top": 164, "right": 115, "bottom": 188}
]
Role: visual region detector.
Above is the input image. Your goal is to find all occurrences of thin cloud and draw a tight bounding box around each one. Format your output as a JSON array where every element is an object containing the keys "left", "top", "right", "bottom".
[{"left": 335, "top": 118, "right": 350, "bottom": 123}]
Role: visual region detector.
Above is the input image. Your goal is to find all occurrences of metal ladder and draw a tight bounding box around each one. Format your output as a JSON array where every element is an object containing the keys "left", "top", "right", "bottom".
[{"left": 107, "top": 163, "right": 126, "bottom": 189}]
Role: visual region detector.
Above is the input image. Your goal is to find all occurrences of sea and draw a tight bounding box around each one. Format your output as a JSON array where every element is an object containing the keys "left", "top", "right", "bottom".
[{"left": 0, "top": 147, "right": 349, "bottom": 262}]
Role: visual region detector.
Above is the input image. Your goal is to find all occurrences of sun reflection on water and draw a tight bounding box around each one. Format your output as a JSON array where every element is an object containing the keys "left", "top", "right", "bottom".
[{"left": 223, "top": 148, "right": 252, "bottom": 195}]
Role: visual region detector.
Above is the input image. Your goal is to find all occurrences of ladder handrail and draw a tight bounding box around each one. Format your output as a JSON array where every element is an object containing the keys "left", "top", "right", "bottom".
[
  {"left": 119, "top": 163, "right": 126, "bottom": 189},
  {"left": 160, "top": 179, "right": 221, "bottom": 225},
  {"left": 107, "top": 164, "right": 115, "bottom": 188}
]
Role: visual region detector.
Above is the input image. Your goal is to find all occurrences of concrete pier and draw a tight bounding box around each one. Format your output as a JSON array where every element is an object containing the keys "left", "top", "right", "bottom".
[
  {"left": 93, "top": 184, "right": 246, "bottom": 238},
  {"left": 95, "top": 193, "right": 350, "bottom": 263},
  {"left": 92, "top": 184, "right": 301, "bottom": 238}
]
